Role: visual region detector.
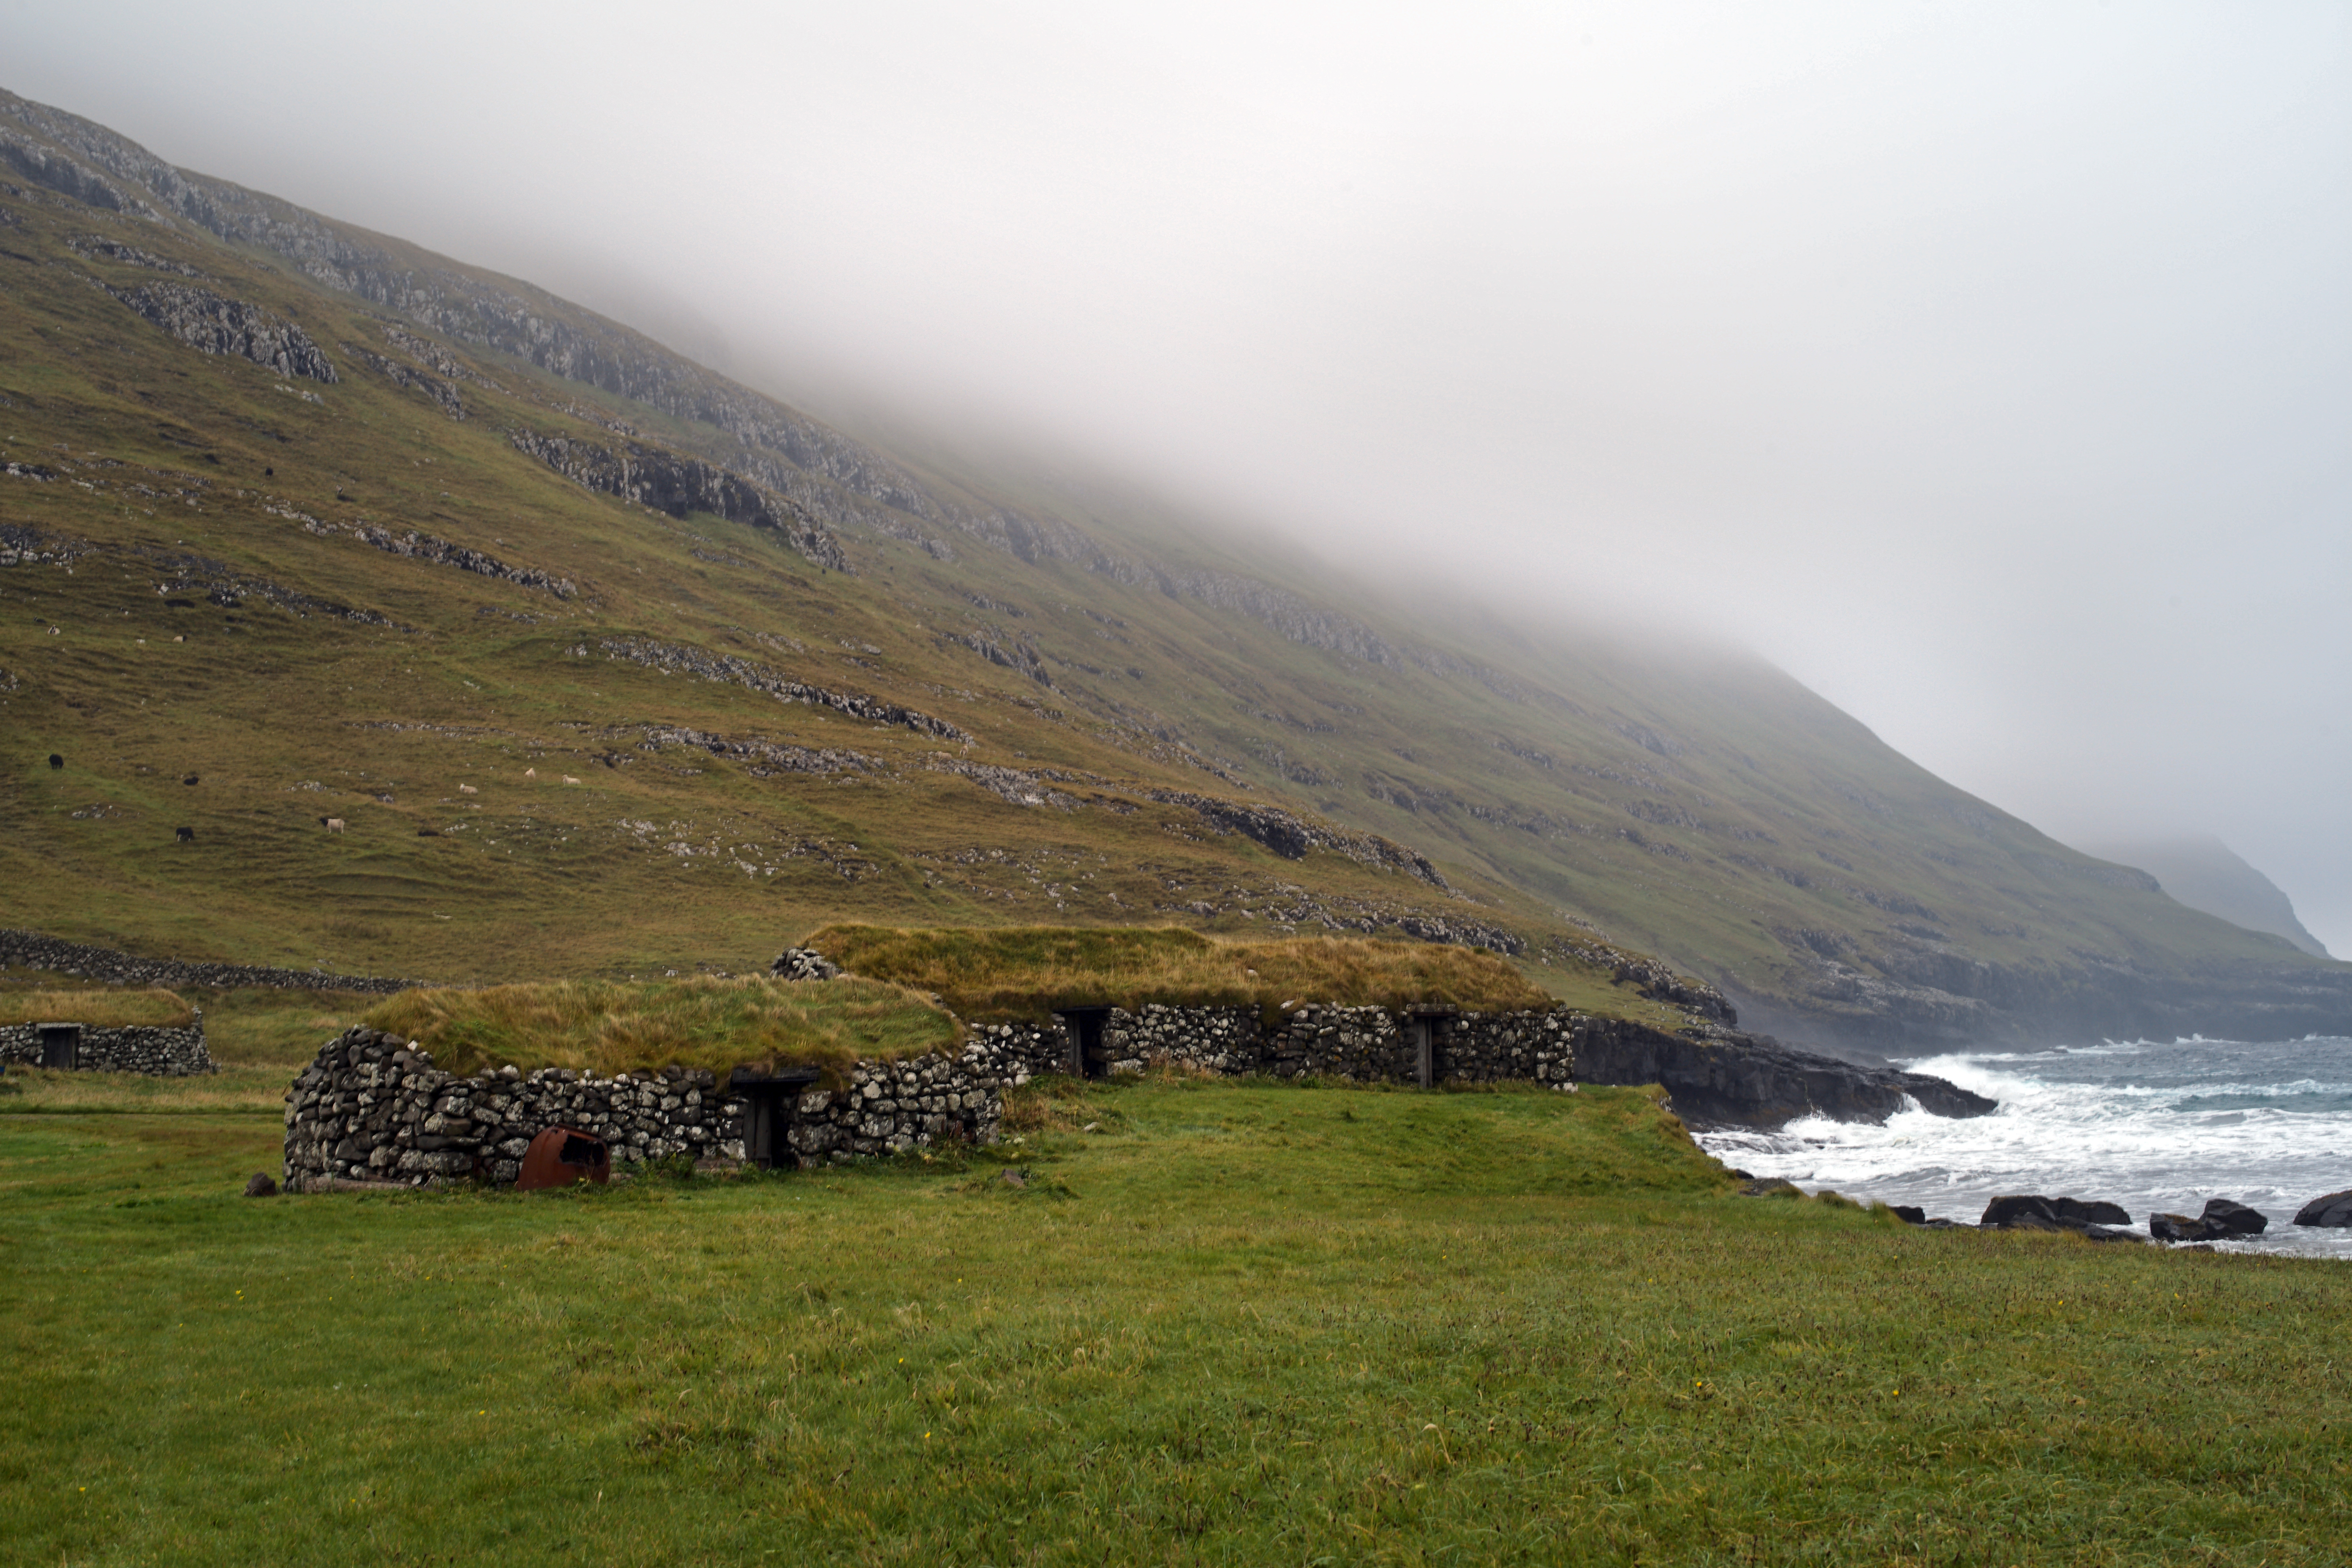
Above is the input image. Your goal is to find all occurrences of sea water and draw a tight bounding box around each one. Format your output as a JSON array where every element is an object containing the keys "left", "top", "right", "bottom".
[{"left": 1695, "top": 1035, "right": 2352, "bottom": 1257}]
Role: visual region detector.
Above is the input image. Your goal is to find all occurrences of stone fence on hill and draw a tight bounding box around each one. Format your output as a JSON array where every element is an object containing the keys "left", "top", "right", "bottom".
[
  {"left": 0, "top": 929, "right": 414, "bottom": 995},
  {"left": 1, "top": 1018, "right": 213, "bottom": 1075}
]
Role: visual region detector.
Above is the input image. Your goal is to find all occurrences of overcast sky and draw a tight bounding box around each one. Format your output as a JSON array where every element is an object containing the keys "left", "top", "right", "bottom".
[{"left": 10, "top": 0, "right": 2349, "bottom": 950}]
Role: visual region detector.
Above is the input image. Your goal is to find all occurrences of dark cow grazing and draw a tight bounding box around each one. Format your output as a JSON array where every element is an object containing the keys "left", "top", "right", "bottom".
[
  {"left": 48, "top": 754, "right": 63, "bottom": 769},
  {"left": 183, "top": 774, "right": 199, "bottom": 786},
  {"left": 175, "top": 826, "right": 195, "bottom": 843}
]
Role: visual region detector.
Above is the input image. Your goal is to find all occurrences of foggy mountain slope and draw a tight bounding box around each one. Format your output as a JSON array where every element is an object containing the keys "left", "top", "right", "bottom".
[
  {"left": 2078, "top": 836, "right": 2331, "bottom": 960},
  {"left": 2, "top": 86, "right": 2344, "bottom": 1049}
]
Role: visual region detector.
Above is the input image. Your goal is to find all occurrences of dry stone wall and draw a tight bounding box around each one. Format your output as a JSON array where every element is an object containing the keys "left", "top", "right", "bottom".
[
  {"left": 0, "top": 1019, "right": 213, "bottom": 1075},
  {"left": 1105, "top": 1003, "right": 1579, "bottom": 1087},
  {"left": 279, "top": 1004, "right": 1595, "bottom": 1187},
  {"left": 0, "top": 927, "right": 413, "bottom": 994},
  {"left": 283, "top": 1029, "right": 735, "bottom": 1187}
]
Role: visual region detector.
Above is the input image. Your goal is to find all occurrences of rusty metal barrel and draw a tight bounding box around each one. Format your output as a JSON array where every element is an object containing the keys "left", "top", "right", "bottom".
[{"left": 515, "top": 1125, "right": 611, "bottom": 1191}]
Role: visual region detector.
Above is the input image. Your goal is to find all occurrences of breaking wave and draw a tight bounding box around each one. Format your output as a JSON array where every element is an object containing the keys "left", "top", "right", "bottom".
[{"left": 1695, "top": 1035, "right": 2352, "bottom": 1256}]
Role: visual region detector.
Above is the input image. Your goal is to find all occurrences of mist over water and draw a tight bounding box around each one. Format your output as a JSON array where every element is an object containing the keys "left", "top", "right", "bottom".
[{"left": 1698, "top": 1037, "right": 2352, "bottom": 1258}]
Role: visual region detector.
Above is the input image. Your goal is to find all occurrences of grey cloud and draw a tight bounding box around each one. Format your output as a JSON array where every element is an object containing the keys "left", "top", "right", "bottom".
[{"left": 9, "top": 0, "right": 2347, "bottom": 946}]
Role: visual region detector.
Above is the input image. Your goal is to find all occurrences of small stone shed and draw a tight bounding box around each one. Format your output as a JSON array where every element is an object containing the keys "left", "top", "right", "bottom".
[{"left": 0, "top": 1014, "right": 213, "bottom": 1075}]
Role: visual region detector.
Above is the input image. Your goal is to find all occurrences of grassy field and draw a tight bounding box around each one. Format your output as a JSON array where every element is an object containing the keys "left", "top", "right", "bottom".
[
  {"left": 360, "top": 974, "right": 960, "bottom": 1081},
  {"left": 5, "top": 1067, "right": 2349, "bottom": 1565},
  {"left": 803, "top": 924, "right": 1553, "bottom": 1021}
]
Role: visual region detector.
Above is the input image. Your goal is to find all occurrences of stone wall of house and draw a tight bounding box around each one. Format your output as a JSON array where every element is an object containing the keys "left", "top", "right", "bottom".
[
  {"left": 1103, "top": 1003, "right": 1579, "bottom": 1088},
  {"left": 279, "top": 1005, "right": 1591, "bottom": 1188},
  {"left": 784, "top": 1021, "right": 1062, "bottom": 1161},
  {"left": 0, "top": 1018, "right": 213, "bottom": 1075},
  {"left": 283, "top": 1029, "right": 737, "bottom": 1187},
  {"left": 282, "top": 1022, "right": 1074, "bottom": 1186}
]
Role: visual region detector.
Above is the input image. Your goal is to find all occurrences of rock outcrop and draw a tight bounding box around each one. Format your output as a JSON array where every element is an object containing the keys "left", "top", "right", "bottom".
[
  {"left": 105, "top": 282, "right": 337, "bottom": 381},
  {"left": 594, "top": 635, "right": 967, "bottom": 741},
  {"left": 1572, "top": 1022, "right": 1995, "bottom": 1127},
  {"left": 510, "top": 429, "right": 846, "bottom": 571},
  {"left": 1146, "top": 788, "right": 1450, "bottom": 890}
]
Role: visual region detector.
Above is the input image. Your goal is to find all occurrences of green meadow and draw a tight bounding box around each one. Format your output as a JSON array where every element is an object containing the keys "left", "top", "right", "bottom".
[{"left": 5, "top": 1064, "right": 2348, "bottom": 1566}]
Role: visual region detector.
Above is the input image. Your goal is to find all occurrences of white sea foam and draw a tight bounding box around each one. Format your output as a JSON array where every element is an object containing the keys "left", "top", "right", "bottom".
[{"left": 1695, "top": 1036, "right": 2352, "bottom": 1257}]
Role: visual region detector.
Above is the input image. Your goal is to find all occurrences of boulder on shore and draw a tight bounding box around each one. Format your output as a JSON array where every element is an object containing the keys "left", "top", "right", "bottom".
[
  {"left": 2151, "top": 1198, "right": 2269, "bottom": 1244},
  {"left": 1980, "top": 1194, "right": 2135, "bottom": 1234},
  {"left": 2293, "top": 1189, "right": 2352, "bottom": 1228}
]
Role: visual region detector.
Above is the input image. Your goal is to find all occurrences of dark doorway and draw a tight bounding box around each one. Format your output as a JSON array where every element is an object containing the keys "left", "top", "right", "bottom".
[
  {"left": 733, "top": 1065, "right": 823, "bottom": 1169},
  {"left": 1057, "top": 1008, "right": 1112, "bottom": 1079},
  {"left": 38, "top": 1023, "right": 80, "bottom": 1070},
  {"left": 1405, "top": 1008, "right": 1454, "bottom": 1087}
]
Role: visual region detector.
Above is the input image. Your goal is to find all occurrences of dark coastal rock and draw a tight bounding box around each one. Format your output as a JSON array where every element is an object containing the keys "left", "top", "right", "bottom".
[
  {"left": 1740, "top": 1177, "right": 1800, "bottom": 1197},
  {"left": 1572, "top": 1025, "right": 1997, "bottom": 1127},
  {"left": 242, "top": 1171, "right": 277, "bottom": 1197},
  {"left": 1889, "top": 1204, "right": 1928, "bottom": 1225},
  {"left": 1981, "top": 1195, "right": 2059, "bottom": 1228},
  {"left": 2200, "top": 1198, "right": 2268, "bottom": 1236},
  {"left": 2293, "top": 1189, "right": 2352, "bottom": 1227},
  {"left": 1981, "top": 1195, "right": 2138, "bottom": 1236},
  {"left": 2150, "top": 1201, "right": 2267, "bottom": 1244}
]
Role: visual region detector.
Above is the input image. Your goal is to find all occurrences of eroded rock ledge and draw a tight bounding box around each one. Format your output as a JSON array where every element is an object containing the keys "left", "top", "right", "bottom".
[{"left": 1572, "top": 1024, "right": 1996, "bottom": 1127}]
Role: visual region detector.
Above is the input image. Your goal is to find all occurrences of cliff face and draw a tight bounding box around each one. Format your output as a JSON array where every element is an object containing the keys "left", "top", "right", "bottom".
[
  {"left": 1, "top": 83, "right": 2343, "bottom": 1049},
  {"left": 1728, "top": 950, "right": 2352, "bottom": 1056},
  {"left": 2079, "top": 836, "right": 2332, "bottom": 961}
]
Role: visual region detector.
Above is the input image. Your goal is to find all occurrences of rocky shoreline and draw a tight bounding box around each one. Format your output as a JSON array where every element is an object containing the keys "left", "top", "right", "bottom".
[
  {"left": 1575, "top": 1023, "right": 1997, "bottom": 1127},
  {"left": 1743, "top": 1185, "right": 2352, "bottom": 1247}
]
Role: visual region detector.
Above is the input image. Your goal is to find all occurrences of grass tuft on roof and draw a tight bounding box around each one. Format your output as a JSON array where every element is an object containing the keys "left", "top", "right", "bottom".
[
  {"left": 360, "top": 974, "right": 957, "bottom": 1085},
  {"left": 802, "top": 923, "right": 1551, "bottom": 1021},
  {"left": 0, "top": 988, "right": 197, "bottom": 1029}
]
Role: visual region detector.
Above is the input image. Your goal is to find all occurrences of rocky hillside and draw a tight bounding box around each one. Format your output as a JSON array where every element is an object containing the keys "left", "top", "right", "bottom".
[
  {"left": 2079, "top": 835, "right": 2332, "bottom": 961},
  {"left": 2, "top": 85, "right": 2344, "bottom": 1052}
]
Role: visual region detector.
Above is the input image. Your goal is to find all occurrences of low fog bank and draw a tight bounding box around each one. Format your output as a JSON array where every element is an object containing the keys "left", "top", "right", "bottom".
[{"left": 10, "top": 1, "right": 2348, "bottom": 952}]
